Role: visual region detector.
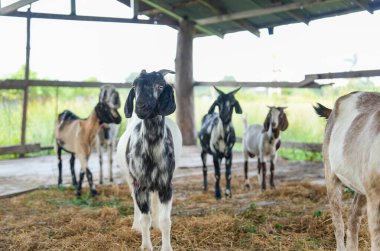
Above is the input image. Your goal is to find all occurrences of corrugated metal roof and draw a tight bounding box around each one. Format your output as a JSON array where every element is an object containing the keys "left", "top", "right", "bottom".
[{"left": 124, "top": 0, "right": 380, "bottom": 37}]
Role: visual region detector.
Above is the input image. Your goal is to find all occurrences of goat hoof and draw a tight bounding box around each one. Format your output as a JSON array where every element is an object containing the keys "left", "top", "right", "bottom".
[
  {"left": 76, "top": 191, "right": 81, "bottom": 198},
  {"left": 110, "top": 178, "right": 114, "bottom": 182},
  {"left": 225, "top": 192, "right": 232, "bottom": 199},
  {"left": 132, "top": 224, "right": 142, "bottom": 233},
  {"left": 215, "top": 192, "right": 222, "bottom": 200},
  {"left": 270, "top": 185, "right": 276, "bottom": 189},
  {"left": 245, "top": 183, "right": 251, "bottom": 189},
  {"left": 91, "top": 190, "right": 98, "bottom": 197},
  {"left": 203, "top": 186, "right": 208, "bottom": 191},
  {"left": 99, "top": 181, "right": 103, "bottom": 185}
]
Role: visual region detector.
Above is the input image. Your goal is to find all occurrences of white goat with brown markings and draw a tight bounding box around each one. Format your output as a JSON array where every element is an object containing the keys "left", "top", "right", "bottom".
[
  {"left": 242, "top": 106, "right": 288, "bottom": 191},
  {"left": 55, "top": 102, "right": 121, "bottom": 197},
  {"left": 314, "top": 91, "right": 380, "bottom": 251}
]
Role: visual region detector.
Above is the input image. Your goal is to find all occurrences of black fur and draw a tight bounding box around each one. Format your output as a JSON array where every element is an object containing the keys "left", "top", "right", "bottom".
[{"left": 95, "top": 102, "right": 121, "bottom": 124}]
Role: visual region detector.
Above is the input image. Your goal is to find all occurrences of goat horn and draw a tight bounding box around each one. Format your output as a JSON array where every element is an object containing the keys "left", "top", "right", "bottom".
[
  {"left": 140, "top": 69, "right": 147, "bottom": 75},
  {"left": 158, "top": 69, "right": 175, "bottom": 76},
  {"left": 213, "top": 85, "right": 225, "bottom": 95},
  {"left": 267, "top": 105, "right": 274, "bottom": 109},
  {"left": 228, "top": 86, "right": 241, "bottom": 95}
]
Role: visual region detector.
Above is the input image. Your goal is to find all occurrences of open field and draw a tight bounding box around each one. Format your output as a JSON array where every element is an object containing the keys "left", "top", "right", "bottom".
[{"left": 0, "top": 164, "right": 371, "bottom": 251}]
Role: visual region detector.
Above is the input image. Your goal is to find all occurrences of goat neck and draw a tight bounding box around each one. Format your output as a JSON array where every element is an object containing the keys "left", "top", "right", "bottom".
[
  {"left": 81, "top": 110, "right": 103, "bottom": 145},
  {"left": 266, "top": 124, "right": 280, "bottom": 143},
  {"left": 141, "top": 115, "right": 166, "bottom": 144}
]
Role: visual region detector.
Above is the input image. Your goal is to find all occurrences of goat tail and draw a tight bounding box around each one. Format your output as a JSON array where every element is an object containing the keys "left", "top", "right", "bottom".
[
  {"left": 242, "top": 113, "right": 248, "bottom": 130},
  {"left": 313, "top": 103, "right": 332, "bottom": 119}
]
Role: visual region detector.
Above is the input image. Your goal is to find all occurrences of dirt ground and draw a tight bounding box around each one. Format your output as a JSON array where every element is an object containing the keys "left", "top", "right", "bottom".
[{"left": 0, "top": 160, "right": 371, "bottom": 251}]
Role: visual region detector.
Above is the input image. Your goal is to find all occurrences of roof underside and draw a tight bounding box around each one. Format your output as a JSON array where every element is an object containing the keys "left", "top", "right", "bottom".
[
  {"left": 1, "top": 0, "right": 380, "bottom": 38},
  {"left": 118, "top": 0, "right": 380, "bottom": 37}
]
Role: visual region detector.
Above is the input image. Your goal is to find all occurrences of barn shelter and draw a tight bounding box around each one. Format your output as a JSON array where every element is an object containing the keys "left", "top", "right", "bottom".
[{"left": 1, "top": 0, "right": 380, "bottom": 154}]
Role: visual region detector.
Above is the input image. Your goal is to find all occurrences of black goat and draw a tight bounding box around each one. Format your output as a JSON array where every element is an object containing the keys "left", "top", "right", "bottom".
[{"left": 199, "top": 86, "right": 242, "bottom": 199}]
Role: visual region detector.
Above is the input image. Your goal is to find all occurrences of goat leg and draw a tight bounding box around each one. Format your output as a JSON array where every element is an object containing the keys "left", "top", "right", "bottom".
[
  {"left": 225, "top": 154, "right": 232, "bottom": 198},
  {"left": 261, "top": 162, "right": 267, "bottom": 191},
  {"left": 57, "top": 147, "right": 63, "bottom": 186},
  {"left": 270, "top": 160, "right": 275, "bottom": 189},
  {"left": 244, "top": 160, "right": 250, "bottom": 189},
  {"left": 76, "top": 170, "right": 85, "bottom": 197},
  {"left": 86, "top": 168, "right": 98, "bottom": 197},
  {"left": 201, "top": 151, "right": 208, "bottom": 191},
  {"left": 213, "top": 155, "right": 222, "bottom": 200},
  {"left": 70, "top": 154, "right": 77, "bottom": 187}
]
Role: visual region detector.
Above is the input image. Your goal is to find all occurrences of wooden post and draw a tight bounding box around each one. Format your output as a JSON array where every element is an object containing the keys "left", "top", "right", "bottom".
[
  {"left": 21, "top": 7, "right": 31, "bottom": 146},
  {"left": 175, "top": 19, "right": 196, "bottom": 145}
]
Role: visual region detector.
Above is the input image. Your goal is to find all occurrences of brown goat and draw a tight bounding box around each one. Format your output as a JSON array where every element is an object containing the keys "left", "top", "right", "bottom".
[{"left": 54, "top": 102, "right": 121, "bottom": 197}]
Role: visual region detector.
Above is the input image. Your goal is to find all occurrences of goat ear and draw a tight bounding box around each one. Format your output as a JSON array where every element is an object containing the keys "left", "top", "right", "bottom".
[
  {"left": 263, "top": 112, "right": 270, "bottom": 131},
  {"left": 124, "top": 88, "right": 135, "bottom": 118},
  {"left": 234, "top": 100, "right": 243, "bottom": 114},
  {"left": 208, "top": 101, "right": 218, "bottom": 114},
  {"left": 279, "top": 113, "right": 289, "bottom": 131},
  {"left": 157, "top": 84, "right": 176, "bottom": 116}
]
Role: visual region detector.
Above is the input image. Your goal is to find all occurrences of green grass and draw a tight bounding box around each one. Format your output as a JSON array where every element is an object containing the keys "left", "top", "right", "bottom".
[{"left": 1, "top": 79, "right": 378, "bottom": 160}]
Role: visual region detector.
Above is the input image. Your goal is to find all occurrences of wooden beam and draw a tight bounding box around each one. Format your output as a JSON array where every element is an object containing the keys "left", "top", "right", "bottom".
[
  {"left": 306, "top": 69, "right": 380, "bottom": 79},
  {"left": 3, "top": 11, "right": 166, "bottom": 25},
  {"left": 352, "top": 0, "right": 373, "bottom": 13},
  {"left": 0, "top": 144, "right": 40, "bottom": 155},
  {"left": 175, "top": 19, "right": 197, "bottom": 145},
  {"left": 194, "top": 80, "right": 324, "bottom": 88},
  {"left": 21, "top": 8, "right": 31, "bottom": 147},
  {"left": 0, "top": 0, "right": 39, "bottom": 15},
  {"left": 195, "top": 0, "right": 329, "bottom": 25},
  {"left": 0, "top": 79, "right": 130, "bottom": 89}
]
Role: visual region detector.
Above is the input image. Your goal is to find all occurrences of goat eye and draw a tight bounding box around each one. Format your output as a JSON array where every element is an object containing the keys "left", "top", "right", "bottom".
[{"left": 158, "top": 85, "right": 164, "bottom": 90}]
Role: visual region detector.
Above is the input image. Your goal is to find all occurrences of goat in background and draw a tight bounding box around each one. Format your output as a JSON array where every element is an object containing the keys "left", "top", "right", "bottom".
[
  {"left": 55, "top": 102, "right": 121, "bottom": 197},
  {"left": 199, "top": 86, "right": 242, "bottom": 199},
  {"left": 314, "top": 92, "right": 380, "bottom": 251},
  {"left": 242, "top": 106, "right": 288, "bottom": 190},
  {"left": 117, "top": 69, "right": 182, "bottom": 251},
  {"left": 96, "top": 84, "right": 121, "bottom": 184}
]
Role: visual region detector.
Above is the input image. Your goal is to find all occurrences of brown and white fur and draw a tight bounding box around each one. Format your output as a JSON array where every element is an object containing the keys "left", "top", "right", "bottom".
[
  {"left": 242, "top": 106, "right": 288, "bottom": 190},
  {"left": 55, "top": 102, "right": 121, "bottom": 197},
  {"left": 95, "top": 84, "right": 121, "bottom": 184},
  {"left": 314, "top": 91, "right": 380, "bottom": 251}
]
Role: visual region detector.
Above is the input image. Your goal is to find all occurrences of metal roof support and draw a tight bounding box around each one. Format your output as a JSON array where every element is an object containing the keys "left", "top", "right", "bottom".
[
  {"left": 132, "top": 0, "right": 139, "bottom": 19},
  {"left": 71, "top": 0, "right": 76, "bottom": 15},
  {"left": 196, "top": 0, "right": 325, "bottom": 25},
  {"left": 0, "top": 0, "right": 39, "bottom": 15},
  {"left": 352, "top": 0, "right": 373, "bottom": 13},
  {"left": 175, "top": 19, "right": 196, "bottom": 145},
  {"left": 140, "top": 0, "right": 223, "bottom": 37}
]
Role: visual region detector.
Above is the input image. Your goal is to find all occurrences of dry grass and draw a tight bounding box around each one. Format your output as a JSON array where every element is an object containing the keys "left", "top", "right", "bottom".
[{"left": 0, "top": 174, "right": 371, "bottom": 251}]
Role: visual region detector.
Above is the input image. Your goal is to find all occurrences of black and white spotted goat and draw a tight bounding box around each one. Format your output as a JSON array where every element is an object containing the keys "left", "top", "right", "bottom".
[
  {"left": 54, "top": 101, "right": 121, "bottom": 197},
  {"left": 199, "top": 86, "right": 242, "bottom": 199},
  {"left": 95, "top": 84, "right": 121, "bottom": 184},
  {"left": 242, "top": 106, "right": 288, "bottom": 190},
  {"left": 117, "top": 69, "right": 182, "bottom": 251}
]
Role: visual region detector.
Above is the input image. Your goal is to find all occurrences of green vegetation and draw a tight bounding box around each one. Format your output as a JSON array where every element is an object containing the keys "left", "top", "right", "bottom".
[{"left": 1, "top": 66, "right": 379, "bottom": 161}]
